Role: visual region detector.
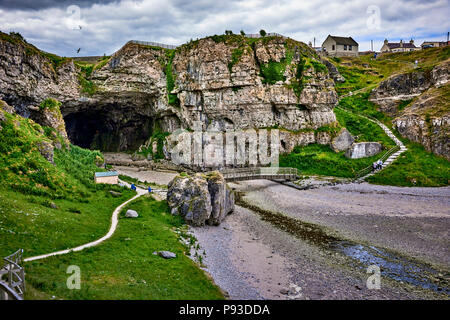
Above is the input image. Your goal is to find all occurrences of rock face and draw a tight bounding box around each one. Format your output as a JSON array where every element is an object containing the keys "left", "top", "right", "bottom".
[
  {"left": 0, "top": 32, "right": 339, "bottom": 159},
  {"left": 125, "top": 209, "right": 139, "bottom": 218},
  {"left": 392, "top": 84, "right": 449, "bottom": 160},
  {"left": 167, "top": 171, "right": 234, "bottom": 226},
  {"left": 36, "top": 140, "right": 54, "bottom": 164},
  {"left": 331, "top": 128, "right": 354, "bottom": 152},
  {"left": 158, "top": 251, "right": 176, "bottom": 259},
  {"left": 173, "top": 37, "right": 337, "bottom": 132},
  {"left": 370, "top": 59, "right": 449, "bottom": 160},
  {"left": 345, "top": 142, "right": 382, "bottom": 159},
  {"left": 369, "top": 60, "right": 449, "bottom": 116},
  {"left": 323, "top": 59, "right": 346, "bottom": 83}
]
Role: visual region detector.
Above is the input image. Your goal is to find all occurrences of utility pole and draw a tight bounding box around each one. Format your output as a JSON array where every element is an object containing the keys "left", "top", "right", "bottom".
[
  {"left": 371, "top": 40, "right": 373, "bottom": 51},
  {"left": 313, "top": 37, "right": 316, "bottom": 48},
  {"left": 447, "top": 31, "right": 449, "bottom": 43}
]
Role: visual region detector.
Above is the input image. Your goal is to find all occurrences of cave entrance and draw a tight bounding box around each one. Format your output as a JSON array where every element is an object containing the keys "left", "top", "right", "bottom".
[{"left": 64, "top": 110, "right": 153, "bottom": 152}]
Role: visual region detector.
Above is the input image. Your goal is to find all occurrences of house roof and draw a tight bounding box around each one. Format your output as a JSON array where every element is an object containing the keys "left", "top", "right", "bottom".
[
  {"left": 327, "top": 35, "right": 358, "bottom": 46},
  {"left": 95, "top": 171, "right": 119, "bottom": 178},
  {"left": 386, "top": 42, "right": 417, "bottom": 49}
]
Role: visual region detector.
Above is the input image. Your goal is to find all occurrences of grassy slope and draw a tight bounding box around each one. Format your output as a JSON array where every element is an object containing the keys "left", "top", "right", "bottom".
[
  {"left": 24, "top": 196, "right": 224, "bottom": 300},
  {"left": 332, "top": 47, "right": 450, "bottom": 186},
  {"left": 0, "top": 110, "right": 222, "bottom": 299},
  {"left": 280, "top": 97, "right": 395, "bottom": 178}
]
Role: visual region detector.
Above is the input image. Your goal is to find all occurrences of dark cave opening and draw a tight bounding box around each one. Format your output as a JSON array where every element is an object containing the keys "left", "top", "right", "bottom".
[{"left": 64, "top": 110, "right": 153, "bottom": 152}]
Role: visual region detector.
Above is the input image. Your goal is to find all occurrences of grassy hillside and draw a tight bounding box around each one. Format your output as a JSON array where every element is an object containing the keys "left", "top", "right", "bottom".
[
  {"left": 280, "top": 46, "right": 449, "bottom": 185},
  {"left": 0, "top": 107, "right": 223, "bottom": 299},
  {"left": 333, "top": 46, "right": 450, "bottom": 96},
  {"left": 25, "top": 196, "right": 224, "bottom": 300},
  {"left": 329, "top": 46, "right": 450, "bottom": 186}
]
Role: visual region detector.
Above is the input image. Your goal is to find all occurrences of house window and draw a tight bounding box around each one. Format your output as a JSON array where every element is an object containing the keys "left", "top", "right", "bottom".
[
  {"left": 349, "top": 45, "right": 352, "bottom": 51},
  {"left": 332, "top": 44, "right": 335, "bottom": 50},
  {"left": 344, "top": 45, "right": 347, "bottom": 50}
]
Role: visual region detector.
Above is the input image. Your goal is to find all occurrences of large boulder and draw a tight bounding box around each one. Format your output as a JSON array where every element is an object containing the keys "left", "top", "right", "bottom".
[
  {"left": 345, "top": 142, "right": 382, "bottom": 159},
  {"left": 125, "top": 209, "right": 139, "bottom": 218},
  {"left": 167, "top": 171, "right": 235, "bottom": 226},
  {"left": 331, "top": 128, "right": 354, "bottom": 152}
]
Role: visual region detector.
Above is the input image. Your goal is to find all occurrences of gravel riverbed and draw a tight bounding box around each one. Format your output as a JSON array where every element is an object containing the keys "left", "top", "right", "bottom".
[{"left": 191, "top": 180, "right": 450, "bottom": 300}]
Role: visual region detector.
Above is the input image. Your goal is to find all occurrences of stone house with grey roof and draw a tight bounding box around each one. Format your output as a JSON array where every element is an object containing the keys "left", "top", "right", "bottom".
[{"left": 321, "top": 35, "right": 359, "bottom": 57}]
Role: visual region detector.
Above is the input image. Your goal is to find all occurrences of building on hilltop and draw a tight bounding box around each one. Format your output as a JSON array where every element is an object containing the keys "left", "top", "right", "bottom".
[
  {"left": 421, "top": 41, "right": 449, "bottom": 49},
  {"left": 380, "top": 39, "right": 420, "bottom": 53},
  {"left": 321, "top": 35, "right": 359, "bottom": 57}
]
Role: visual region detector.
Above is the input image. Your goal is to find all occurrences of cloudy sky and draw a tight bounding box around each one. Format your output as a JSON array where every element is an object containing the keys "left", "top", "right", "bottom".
[{"left": 0, "top": 0, "right": 449, "bottom": 56}]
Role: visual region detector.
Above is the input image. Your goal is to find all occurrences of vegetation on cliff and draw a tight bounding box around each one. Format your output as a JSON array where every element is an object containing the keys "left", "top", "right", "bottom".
[{"left": 0, "top": 108, "right": 223, "bottom": 299}]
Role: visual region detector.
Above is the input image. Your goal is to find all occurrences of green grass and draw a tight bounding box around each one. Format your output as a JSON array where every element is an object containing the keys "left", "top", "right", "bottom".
[
  {"left": 338, "top": 93, "right": 389, "bottom": 122},
  {"left": 280, "top": 144, "right": 382, "bottom": 178},
  {"left": 1, "top": 109, "right": 222, "bottom": 299},
  {"left": 334, "top": 107, "right": 394, "bottom": 148},
  {"left": 39, "top": 98, "right": 61, "bottom": 111},
  {"left": 162, "top": 50, "right": 180, "bottom": 107},
  {"left": 332, "top": 46, "right": 450, "bottom": 97},
  {"left": 23, "top": 196, "right": 224, "bottom": 300},
  {"left": 228, "top": 47, "right": 244, "bottom": 72},
  {"left": 0, "top": 187, "right": 135, "bottom": 258},
  {"left": 367, "top": 141, "right": 450, "bottom": 187},
  {"left": 260, "top": 49, "right": 293, "bottom": 84},
  {"left": 396, "top": 99, "right": 413, "bottom": 112},
  {"left": 119, "top": 174, "right": 168, "bottom": 190},
  {"left": 137, "top": 125, "right": 170, "bottom": 161}
]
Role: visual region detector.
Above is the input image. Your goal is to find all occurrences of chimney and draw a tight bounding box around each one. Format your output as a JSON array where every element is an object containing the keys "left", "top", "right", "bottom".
[
  {"left": 410, "top": 39, "right": 414, "bottom": 44},
  {"left": 400, "top": 39, "right": 403, "bottom": 47},
  {"left": 384, "top": 39, "right": 388, "bottom": 45}
]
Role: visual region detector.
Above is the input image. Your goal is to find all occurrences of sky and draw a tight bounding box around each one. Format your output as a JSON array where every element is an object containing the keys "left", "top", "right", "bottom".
[{"left": 0, "top": 0, "right": 449, "bottom": 57}]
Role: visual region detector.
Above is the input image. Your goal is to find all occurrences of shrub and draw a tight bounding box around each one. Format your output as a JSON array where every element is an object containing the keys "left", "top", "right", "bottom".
[
  {"left": 39, "top": 98, "right": 61, "bottom": 111},
  {"left": 259, "top": 29, "right": 267, "bottom": 37}
]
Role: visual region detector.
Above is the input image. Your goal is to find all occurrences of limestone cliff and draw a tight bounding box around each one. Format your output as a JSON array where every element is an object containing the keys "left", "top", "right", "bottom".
[{"left": 0, "top": 32, "right": 339, "bottom": 159}]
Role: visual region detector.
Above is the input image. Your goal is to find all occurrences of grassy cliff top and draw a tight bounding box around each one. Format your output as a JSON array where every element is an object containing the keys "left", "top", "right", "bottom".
[{"left": 0, "top": 31, "right": 72, "bottom": 71}]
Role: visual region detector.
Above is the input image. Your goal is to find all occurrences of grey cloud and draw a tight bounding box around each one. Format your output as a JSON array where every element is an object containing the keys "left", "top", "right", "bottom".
[
  {"left": 0, "top": 0, "right": 119, "bottom": 10},
  {"left": 0, "top": 0, "right": 448, "bottom": 56}
]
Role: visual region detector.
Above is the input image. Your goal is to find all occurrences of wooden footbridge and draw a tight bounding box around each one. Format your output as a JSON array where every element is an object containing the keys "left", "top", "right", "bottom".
[{"left": 219, "top": 167, "right": 299, "bottom": 182}]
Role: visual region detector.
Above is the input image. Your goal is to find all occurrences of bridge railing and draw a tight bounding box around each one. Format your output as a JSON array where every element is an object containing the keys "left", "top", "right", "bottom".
[
  {"left": 0, "top": 249, "right": 25, "bottom": 300},
  {"left": 219, "top": 167, "right": 299, "bottom": 181}
]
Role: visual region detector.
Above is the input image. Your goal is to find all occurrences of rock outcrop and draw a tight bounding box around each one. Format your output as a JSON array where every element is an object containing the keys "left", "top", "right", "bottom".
[
  {"left": 331, "top": 128, "right": 354, "bottom": 152},
  {"left": 392, "top": 84, "right": 449, "bottom": 160},
  {"left": 345, "top": 142, "right": 382, "bottom": 159},
  {"left": 167, "top": 171, "right": 234, "bottom": 226},
  {"left": 369, "top": 59, "right": 449, "bottom": 116},
  {"left": 323, "top": 59, "right": 346, "bottom": 83},
  {"left": 369, "top": 59, "right": 449, "bottom": 160}
]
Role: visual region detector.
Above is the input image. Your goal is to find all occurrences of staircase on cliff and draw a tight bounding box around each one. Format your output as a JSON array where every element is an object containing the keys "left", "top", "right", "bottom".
[{"left": 335, "top": 106, "right": 408, "bottom": 182}]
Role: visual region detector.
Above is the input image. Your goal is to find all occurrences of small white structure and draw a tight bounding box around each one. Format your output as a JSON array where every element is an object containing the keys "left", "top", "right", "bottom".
[{"left": 94, "top": 171, "right": 119, "bottom": 184}]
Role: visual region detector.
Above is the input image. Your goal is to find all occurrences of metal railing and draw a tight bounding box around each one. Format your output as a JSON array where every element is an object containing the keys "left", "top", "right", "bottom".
[
  {"left": 244, "top": 33, "right": 285, "bottom": 38},
  {"left": 0, "top": 249, "right": 25, "bottom": 300},
  {"left": 127, "top": 40, "right": 179, "bottom": 50},
  {"left": 219, "top": 167, "right": 299, "bottom": 182},
  {"left": 354, "top": 145, "right": 400, "bottom": 179}
]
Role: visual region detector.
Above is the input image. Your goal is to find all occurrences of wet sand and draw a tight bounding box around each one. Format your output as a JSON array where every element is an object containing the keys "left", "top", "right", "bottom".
[{"left": 191, "top": 180, "right": 450, "bottom": 300}]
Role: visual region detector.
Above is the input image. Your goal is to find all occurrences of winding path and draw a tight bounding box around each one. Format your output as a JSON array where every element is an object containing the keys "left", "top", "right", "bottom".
[{"left": 24, "top": 183, "right": 147, "bottom": 263}]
